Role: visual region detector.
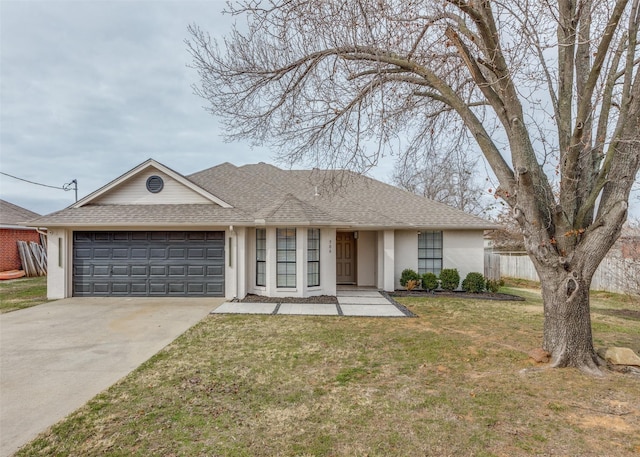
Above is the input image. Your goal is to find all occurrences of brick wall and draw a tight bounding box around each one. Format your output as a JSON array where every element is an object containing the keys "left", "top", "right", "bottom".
[{"left": 0, "top": 228, "right": 42, "bottom": 271}]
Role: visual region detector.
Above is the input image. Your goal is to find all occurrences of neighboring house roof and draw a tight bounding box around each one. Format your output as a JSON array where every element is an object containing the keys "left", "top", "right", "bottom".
[
  {"left": 27, "top": 160, "right": 499, "bottom": 230},
  {"left": 0, "top": 199, "right": 40, "bottom": 228}
]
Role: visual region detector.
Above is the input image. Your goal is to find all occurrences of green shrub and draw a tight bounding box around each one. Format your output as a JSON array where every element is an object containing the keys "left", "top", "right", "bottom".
[
  {"left": 439, "top": 269, "right": 460, "bottom": 291},
  {"left": 400, "top": 269, "right": 420, "bottom": 287},
  {"left": 462, "top": 272, "right": 486, "bottom": 293},
  {"left": 421, "top": 272, "right": 439, "bottom": 291},
  {"left": 486, "top": 278, "right": 505, "bottom": 293}
]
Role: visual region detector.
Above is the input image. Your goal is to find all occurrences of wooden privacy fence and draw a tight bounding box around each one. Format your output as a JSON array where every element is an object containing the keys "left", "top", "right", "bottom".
[
  {"left": 486, "top": 251, "right": 640, "bottom": 295},
  {"left": 484, "top": 252, "right": 501, "bottom": 281}
]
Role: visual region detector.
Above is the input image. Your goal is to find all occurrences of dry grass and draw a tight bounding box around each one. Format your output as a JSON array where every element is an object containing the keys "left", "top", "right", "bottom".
[
  {"left": 0, "top": 276, "right": 48, "bottom": 313},
  {"left": 16, "top": 288, "right": 640, "bottom": 457}
]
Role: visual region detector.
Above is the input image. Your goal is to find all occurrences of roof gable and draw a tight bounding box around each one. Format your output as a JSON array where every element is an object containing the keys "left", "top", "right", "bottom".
[
  {"left": 255, "top": 194, "right": 340, "bottom": 225},
  {"left": 74, "top": 159, "right": 232, "bottom": 208}
]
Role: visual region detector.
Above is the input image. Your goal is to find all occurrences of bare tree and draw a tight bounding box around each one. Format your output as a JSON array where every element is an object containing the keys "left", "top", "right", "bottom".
[
  {"left": 392, "top": 146, "right": 486, "bottom": 215},
  {"left": 489, "top": 205, "right": 527, "bottom": 251},
  {"left": 390, "top": 109, "right": 487, "bottom": 214},
  {"left": 188, "top": 0, "right": 640, "bottom": 374}
]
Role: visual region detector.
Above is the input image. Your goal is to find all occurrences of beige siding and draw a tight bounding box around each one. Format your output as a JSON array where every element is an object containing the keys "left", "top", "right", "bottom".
[
  {"left": 394, "top": 230, "right": 419, "bottom": 289},
  {"left": 94, "top": 170, "right": 214, "bottom": 205},
  {"left": 356, "top": 231, "right": 377, "bottom": 286},
  {"left": 46, "top": 228, "right": 70, "bottom": 299},
  {"left": 443, "top": 230, "right": 485, "bottom": 283},
  {"left": 393, "top": 229, "right": 485, "bottom": 290}
]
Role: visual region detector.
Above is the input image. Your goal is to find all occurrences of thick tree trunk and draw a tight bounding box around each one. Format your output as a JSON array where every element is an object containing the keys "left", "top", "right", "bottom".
[{"left": 537, "top": 266, "right": 603, "bottom": 375}]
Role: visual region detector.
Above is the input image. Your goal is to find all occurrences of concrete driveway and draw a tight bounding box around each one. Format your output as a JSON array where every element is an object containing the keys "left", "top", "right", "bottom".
[{"left": 0, "top": 297, "right": 222, "bottom": 457}]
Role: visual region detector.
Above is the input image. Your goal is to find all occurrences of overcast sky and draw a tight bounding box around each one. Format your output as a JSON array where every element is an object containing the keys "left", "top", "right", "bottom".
[
  {"left": 0, "top": 0, "right": 394, "bottom": 215},
  {"left": 1, "top": 0, "right": 637, "bottom": 219}
]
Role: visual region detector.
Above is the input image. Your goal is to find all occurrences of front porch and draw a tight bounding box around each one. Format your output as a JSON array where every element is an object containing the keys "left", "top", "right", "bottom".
[
  {"left": 237, "top": 227, "right": 398, "bottom": 300},
  {"left": 212, "top": 287, "right": 411, "bottom": 317}
]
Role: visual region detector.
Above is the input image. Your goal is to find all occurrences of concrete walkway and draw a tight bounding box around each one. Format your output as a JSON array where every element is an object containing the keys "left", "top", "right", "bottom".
[
  {"left": 0, "top": 297, "right": 221, "bottom": 457},
  {"left": 212, "top": 289, "right": 410, "bottom": 317}
]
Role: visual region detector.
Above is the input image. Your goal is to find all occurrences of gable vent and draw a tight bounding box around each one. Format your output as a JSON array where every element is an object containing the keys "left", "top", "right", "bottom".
[{"left": 146, "top": 175, "right": 164, "bottom": 193}]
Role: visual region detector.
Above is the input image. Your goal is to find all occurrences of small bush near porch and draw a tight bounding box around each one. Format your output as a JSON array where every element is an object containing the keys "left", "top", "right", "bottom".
[{"left": 17, "top": 282, "right": 640, "bottom": 456}]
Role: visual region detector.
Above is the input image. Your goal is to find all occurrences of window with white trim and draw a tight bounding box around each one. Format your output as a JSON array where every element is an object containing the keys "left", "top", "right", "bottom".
[
  {"left": 256, "top": 228, "right": 266, "bottom": 287},
  {"left": 307, "top": 228, "right": 320, "bottom": 287},
  {"left": 277, "top": 228, "right": 296, "bottom": 287},
  {"left": 418, "top": 231, "right": 443, "bottom": 275}
]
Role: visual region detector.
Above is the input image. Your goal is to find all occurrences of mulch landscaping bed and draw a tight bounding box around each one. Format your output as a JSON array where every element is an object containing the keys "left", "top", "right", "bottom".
[
  {"left": 238, "top": 291, "right": 524, "bottom": 304},
  {"left": 391, "top": 290, "right": 525, "bottom": 301},
  {"left": 239, "top": 294, "right": 339, "bottom": 304}
]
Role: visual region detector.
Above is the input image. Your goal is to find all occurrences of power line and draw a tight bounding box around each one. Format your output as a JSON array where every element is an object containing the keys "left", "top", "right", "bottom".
[{"left": 0, "top": 171, "right": 65, "bottom": 190}]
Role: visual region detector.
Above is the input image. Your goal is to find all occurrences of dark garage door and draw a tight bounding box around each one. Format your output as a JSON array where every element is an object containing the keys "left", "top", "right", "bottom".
[{"left": 73, "top": 231, "right": 225, "bottom": 297}]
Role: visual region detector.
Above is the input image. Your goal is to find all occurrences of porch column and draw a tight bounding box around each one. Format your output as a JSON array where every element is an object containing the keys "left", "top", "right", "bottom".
[
  {"left": 383, "top": 230, "right": 395, "bottom": 292},
  {"left": 225, "top": 228, "right": 237, "bottom": 300},
  {"left": 235, "top": 227, "right": 247, "bottom": 299}
]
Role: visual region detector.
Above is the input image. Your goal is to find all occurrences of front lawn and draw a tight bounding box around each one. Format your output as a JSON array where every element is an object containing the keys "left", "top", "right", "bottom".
[
  {"left": 0, "top": 276, "right": 48, "bottom": 313},
  {"left": 16, "top": 287, "right": 640, "bottom": 456}
]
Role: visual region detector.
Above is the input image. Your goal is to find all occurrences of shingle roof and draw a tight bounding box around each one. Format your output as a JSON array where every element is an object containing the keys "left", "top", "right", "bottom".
[
  {"left": 27, "top": 204, "right": 253, "bottom": 227},
  {"left": 189, "top": 163, "right": 497, "bottom": 229},
  {"left": 29, "top": 161, "right": 498, "bottom": 229},
  {"left": 0, "top": 199, "right": 40, "bottom": 226}
]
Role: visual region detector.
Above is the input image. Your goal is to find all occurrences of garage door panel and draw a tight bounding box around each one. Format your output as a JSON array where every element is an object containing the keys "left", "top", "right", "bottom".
[
  {"left": 149, "top": 283, "right": 168, "bottom": 294},
  {"left": 93, "top": 248, "right": 111, "bottom": 259},
  {"left": 150, "top": 265, "right": 167, "bottom": 276},
  {"left": 207, "top": 283, "right": 224, "bottom": 294},
  {"left": 74, "top": 283, "right": 91, "bottom": 294},
  {"left": 74, "top": 265, "right": 91, "bottom": 276},
  {"left": 188, "top": 265, "right": 205, "bottom": 276},
  {"left": 149, "top": 248, "right": 166, "bottom": 259},
  {"left": 207, "top": 265, "right": 224, "bottom": 276},
  {"left": 111, "top": 265, "right": 129, "bottom": 276},
  {"left": 111, "top": 283, "right": 130, "bottom": 294},
  {"left": 74, "top": 233, "right": 93, "bottom": 243},
  {"left": 131, "top": 248, "right": 148, "bottom": 259},
  {"left": 169, "top": 232, "right": 187, "bottom": 241},
  {"left": 93, "top": 283, "right": 110, "bottom": 294},
  {"left": 187, "top": 248, "right": 204, "bottom": 259},
  {"left": 75, "top": 248, "right": 92, "bottom": 259},
  {"left": 94, "top": 233, "right": 110, "bottom": 242},
  {"left": 168, "top": 266, "right": 186, "bottom": 276},
  {"left": 112, "top": 248, "right": 129, "bottom": 259},
  {"left": 131, "top": 283, "right": 148, "bottom": 294},
  {"left": 93, "top": 265, "right": 110, "bottom": 276},
  {"left": 186, "top": 232, "right": 204, "bottom": 241},
  {"left": 169, "top": 248, "right": 186, "bottom": 259},
  {"left": 150, "top": 232, "right": 168, "bottom": 241},
  {"left": 207, "top": 247, "right": 224, "bottom": 258},
  {"left": 188, "top": 283, "right": 205, "bottom": 294},
  {"left": 168, "top": 283, "right": 186, "bottom": 294},
  {"left": 131, "top": 265, "right": 148, "bottom": 276}
]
